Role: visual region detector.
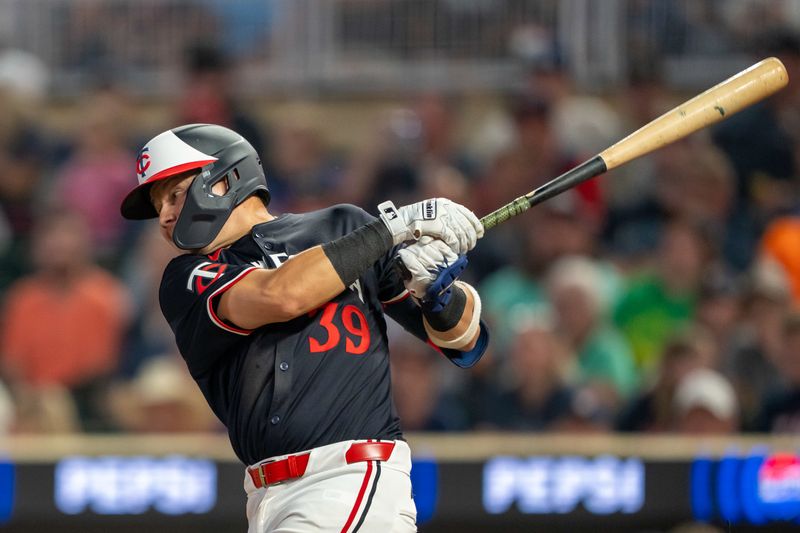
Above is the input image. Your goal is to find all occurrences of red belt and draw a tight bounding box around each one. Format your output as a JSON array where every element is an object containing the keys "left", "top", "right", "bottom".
[{"left": 248, "top": 441, "right": 396, "bottom": 489}]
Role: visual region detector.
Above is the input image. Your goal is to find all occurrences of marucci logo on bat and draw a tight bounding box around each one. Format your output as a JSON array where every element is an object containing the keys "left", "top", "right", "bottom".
[{"left": 187, "top": 262, "right": 228, "bottom": 295}]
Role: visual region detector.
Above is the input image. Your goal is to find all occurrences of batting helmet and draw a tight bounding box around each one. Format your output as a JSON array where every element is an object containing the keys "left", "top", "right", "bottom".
[{"left": 120, "top": 123, "right": 269, "bottom": 250}]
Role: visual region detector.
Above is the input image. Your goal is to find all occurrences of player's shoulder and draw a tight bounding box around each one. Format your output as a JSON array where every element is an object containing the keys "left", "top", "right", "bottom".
[
  {"left": 306, "top": 203, "right": 374, "bottom": 225},
  {"left": 159, "top": 252, "right": 223, "bottom": 293},
  {"left": 292, "top": 203, "right": 376, "bottom": 238}
]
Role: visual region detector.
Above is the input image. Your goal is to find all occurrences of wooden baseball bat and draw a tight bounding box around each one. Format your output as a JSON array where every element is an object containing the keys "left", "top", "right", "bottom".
[{"left": 480, "top": 56, "right": 789, "bottom": 230}]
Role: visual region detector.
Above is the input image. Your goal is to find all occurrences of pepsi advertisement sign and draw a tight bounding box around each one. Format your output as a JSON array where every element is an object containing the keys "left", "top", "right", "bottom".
[{"left": 692, "top": 449, "right": 800, "bottom": 526}]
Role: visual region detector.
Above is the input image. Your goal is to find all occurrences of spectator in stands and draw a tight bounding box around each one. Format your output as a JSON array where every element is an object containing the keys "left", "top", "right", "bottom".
[
  {"left": 389, "top": 327, "right": 469, "bottom": 431},
  {"left": 752, "top": 311, "right": 800, "bottom": 433},
  {"left": 118, "top": 225, "right": 183, "bottom": 378},
  {"left": 0, "top": 41, "right": 50, "bottom": 102},
  {"left": 52, "top": 87, "right": 137, "bottom": 265},
  {"left": 343, "top": 107, "right": 420, "bottom": 209},
  {"left": 268, "top": 102, "right": 344, "bottom": 212},
  {"left": 480, "top": 191, "right": 614, "bottom": 351},
  {"left": 617, "top": 328, "right": 714, "bottom": 432},
  {"left": 546, "top": 256, "right": 637, "bottom": 402},
  {"left": 711, "top": 28, "right": 800, "bottom": 215},
  {"left": 523, "top": 45, "right": 623, "bottom": 162},
  {"left": 613, "top": 216, "right": 714, "bottom": 373},
  {"left": 414, "top": 93, "right": 473, "bottom": 170},
  {"left": 605, "top": 140, "right": 753, "bottom": 271},
  {"left": 478, "top": 314, "right": 579, "bottom": 431},
  {"left": 758, "top": 212, "right": 800, "bottom": 304},
  {"left": 672, "top": 368, "right": 740, "bottom": 434},
  {"left": 695, "top": 268, "right": 742, "bottom": 373},
  {"left": 9, "top": 384, "right": 79, "bottom": 433},
  {"left": 107, "top": 355, "right": 219, "bottom": 433},
  {"left": 344, "top": 100, "right": 474, "bottom": 218},
  {"left": 724, "top": 262, "right": 789, "bottom": 425},
  {"left": 177, "top": 41, "right": 266, "bottom": 168},
  {"left": 474, "top": 94, "right": 592, "bottom": 220},
  {"left": 0, "top": 85, "right": 50, "bottom": 290},
  {"left": 604, "top": 57, "right": 666, "bottom": 211},
  {"left": 0, "top": 208, "right": 130, "bottom": 430}
]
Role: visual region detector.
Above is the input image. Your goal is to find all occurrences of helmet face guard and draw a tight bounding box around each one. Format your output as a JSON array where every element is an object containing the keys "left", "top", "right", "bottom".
[
  {"left": 173, "top": 132, "right": 269, "bottom": 250},
  {"left": 120, "top": 123, "right": 269, "bottom": 251},
  {"left": 172, "top": 165, "right": 238, "bottom": 250}
]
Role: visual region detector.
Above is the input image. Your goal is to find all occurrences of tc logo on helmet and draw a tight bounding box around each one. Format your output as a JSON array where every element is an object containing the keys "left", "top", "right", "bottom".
[{"left": 136, "top": 147, "right": 151, "bottom": 178}]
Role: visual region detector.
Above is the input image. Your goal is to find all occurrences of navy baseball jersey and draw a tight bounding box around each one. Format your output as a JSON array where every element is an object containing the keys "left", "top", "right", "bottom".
[{"left": 159, "top": 204, "right": 482, "bottom": 465}]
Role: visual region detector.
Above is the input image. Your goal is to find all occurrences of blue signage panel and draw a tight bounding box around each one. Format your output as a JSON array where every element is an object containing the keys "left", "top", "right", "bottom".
[
  {"left": 0, "top": 459, "right": 13, "bottom": 523},
  {"left": 692, "top": 449, "right": 800, "bottom": 526}
]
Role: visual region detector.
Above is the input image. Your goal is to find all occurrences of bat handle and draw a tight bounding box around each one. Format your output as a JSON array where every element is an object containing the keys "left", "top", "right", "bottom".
[{"left": 479, "top": 195, "right": 531, "bottom": 230}]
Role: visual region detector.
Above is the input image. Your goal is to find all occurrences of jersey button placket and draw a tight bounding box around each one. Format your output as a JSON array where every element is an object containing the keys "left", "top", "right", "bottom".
[{"left": 269, "top": 340, "right": 293, "bottom": 441}]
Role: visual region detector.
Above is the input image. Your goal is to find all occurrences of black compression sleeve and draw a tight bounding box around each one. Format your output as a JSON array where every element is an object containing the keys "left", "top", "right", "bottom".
[
  {"left": 322, "top": 220, "right": 394, "bottom": 286},
  {"left": 422, "top": 283, "right": 467, "bottom": 332}
]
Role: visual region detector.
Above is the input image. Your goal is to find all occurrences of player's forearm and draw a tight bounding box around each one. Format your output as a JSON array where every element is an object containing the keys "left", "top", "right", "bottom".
[
  {"left": 219, "top": 221, "right": 393, "bottom": 327},
  {"left": 219, "top": 247, "right": 346, "bottom": 327},
  {"left": 423, "top": 281, "right": 482, "bottom": 351}
]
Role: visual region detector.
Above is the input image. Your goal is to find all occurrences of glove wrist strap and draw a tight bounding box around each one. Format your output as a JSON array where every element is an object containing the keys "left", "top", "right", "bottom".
[
  {"left": 377, "top": 201, "right": 410, "bottom": 245},
  {"left": 422, "top": 283, "right": 466, "bottom": 331},
  {"left": 425, "top": 282, "right": 482, "bottom": 350}
]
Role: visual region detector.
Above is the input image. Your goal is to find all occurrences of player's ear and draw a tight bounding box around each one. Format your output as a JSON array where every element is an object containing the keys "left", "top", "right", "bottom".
[{"left": 211, "top": 175, "right": 230, "bottom": 196}]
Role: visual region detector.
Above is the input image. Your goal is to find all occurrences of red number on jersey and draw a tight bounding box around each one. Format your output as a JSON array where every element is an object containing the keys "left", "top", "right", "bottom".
[
  {"left": 308, "top": 302, "right": 340, "bottom": 352},
  {"left": 308, "top": 302, "right": 371, "bottom": 355},
  {"left": 341, "top": 304, "right": 370, "bottom": 355}
]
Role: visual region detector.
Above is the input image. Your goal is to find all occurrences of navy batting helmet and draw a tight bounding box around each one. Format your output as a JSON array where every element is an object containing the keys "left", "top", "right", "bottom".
[{"left": 120, "top": 123, "right": 269, "bottom": 250}]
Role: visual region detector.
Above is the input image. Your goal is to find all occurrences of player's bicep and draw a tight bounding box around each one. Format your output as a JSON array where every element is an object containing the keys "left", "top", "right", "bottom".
[{"left": 215, "top": 268, "right": 287, "bottom": 329}]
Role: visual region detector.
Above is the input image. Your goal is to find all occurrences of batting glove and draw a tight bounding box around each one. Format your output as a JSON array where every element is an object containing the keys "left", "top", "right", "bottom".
[
  {"left": 378, "top": 198, "right": 483, "bottom": 255},
  {"left": 396, "top": 236, "right": 467, "bottom": 302}
]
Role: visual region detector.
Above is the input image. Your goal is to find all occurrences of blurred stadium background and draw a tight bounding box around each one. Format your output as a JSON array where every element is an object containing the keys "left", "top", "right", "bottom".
[{"left": 1, "top": 0, "right": 800, "bottom": 531}]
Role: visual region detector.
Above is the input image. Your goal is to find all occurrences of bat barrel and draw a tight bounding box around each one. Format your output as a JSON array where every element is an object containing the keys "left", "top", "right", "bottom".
[
  {"left": 599, "top": 57, "right": 788, "bottom": 171},
  {"left": 477, "top": 57, "right": 789, "bottom": 233}
]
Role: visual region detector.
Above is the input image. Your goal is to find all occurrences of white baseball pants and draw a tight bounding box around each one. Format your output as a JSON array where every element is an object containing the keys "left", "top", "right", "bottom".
[{"left": 244, "top": 440, "right": 417, "bottom": 532}]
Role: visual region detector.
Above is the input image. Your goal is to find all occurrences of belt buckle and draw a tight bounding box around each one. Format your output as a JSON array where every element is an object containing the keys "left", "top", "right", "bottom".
[
  {"left": 256, "top": 458, "right": 277, "bottom": 487},
  {"left": 257, "top": 465, "right": 268, "bottom": 487}
]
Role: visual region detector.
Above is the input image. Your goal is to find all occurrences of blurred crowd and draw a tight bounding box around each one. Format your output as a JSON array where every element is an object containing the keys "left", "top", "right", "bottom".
[{"left": 0, "top": 20, "right": 800, "bottom": 441}]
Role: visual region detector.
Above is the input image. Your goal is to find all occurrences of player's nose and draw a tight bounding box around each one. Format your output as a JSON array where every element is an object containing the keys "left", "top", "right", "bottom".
[{"left": 159, "top": 204, "right": 177, "bottom": 229}]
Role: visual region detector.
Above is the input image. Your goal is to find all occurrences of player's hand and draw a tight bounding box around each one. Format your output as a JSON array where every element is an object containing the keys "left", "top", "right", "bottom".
[
  {"left": 378, "top": 198, "right": 483, "bottom": 254},
  {"left": 396, "top": 236, "right": 466, "bottom": 300}
]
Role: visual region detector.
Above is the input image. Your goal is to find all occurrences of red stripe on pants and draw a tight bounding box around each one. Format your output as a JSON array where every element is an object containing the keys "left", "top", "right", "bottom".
[{"left": 340, "top": 461, "right": 374, "bottom": 533}]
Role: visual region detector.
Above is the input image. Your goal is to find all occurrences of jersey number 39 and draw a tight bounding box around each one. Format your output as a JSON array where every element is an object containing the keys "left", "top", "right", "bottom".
[{"left": 309, "top": 302, "right": 370, "bottom": 355}]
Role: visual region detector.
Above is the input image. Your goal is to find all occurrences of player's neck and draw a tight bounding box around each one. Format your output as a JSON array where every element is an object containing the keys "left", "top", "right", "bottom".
[{"left": 200, "top": 198, "right": 274, "bottom": 254}]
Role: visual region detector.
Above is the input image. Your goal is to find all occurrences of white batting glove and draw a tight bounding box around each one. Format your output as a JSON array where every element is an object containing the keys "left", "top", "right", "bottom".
[
  {"left": 378, "top": 198, "right": 483, "bottom": 255},
  {"left": 396, "top": 236, "right": 460, "bottom": 298}
]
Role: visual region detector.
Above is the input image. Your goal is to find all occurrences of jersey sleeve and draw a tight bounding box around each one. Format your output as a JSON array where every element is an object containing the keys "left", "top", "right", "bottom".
[{"left": 159, "top": 254, "right": 260, "bottom": 376}]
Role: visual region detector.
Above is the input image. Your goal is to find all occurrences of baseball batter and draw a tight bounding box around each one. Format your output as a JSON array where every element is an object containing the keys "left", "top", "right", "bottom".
[{"left": 119, "top": 124, "right": 489, "bottom": 532}]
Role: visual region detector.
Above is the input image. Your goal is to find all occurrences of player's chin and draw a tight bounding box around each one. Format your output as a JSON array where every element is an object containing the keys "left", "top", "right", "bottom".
[{"left": 160, "top": 228, "right": 181, "bottom": 251}]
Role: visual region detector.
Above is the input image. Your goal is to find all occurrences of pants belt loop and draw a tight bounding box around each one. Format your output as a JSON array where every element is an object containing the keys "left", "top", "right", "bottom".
[{"left": 286, "top": 455, "right": 299, "bottom": 478}]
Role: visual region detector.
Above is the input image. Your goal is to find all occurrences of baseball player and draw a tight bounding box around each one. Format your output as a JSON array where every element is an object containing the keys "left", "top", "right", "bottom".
[{"left": 120, "top": 123, "right": 489, "bottom": 532}]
